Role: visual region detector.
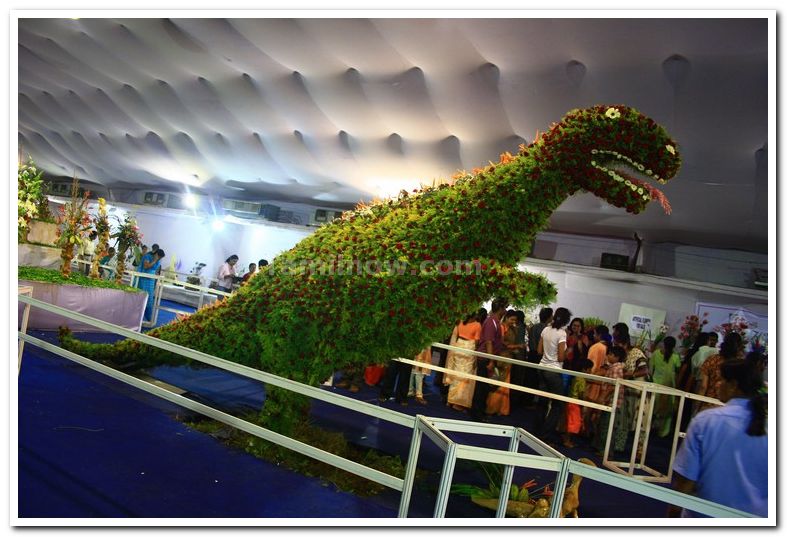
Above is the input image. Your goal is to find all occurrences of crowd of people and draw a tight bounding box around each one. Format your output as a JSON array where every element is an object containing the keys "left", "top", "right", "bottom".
[{"left": 331, "top": 300, "right": 768, "bottom": 517}]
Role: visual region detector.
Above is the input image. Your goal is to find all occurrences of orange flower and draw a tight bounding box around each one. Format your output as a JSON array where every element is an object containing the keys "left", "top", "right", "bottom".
[{"left": 499, "top": 151, "right": 514, "bottom": 164}]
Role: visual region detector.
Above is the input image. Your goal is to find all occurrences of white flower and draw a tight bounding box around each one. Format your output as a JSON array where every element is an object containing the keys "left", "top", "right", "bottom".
[
  {"left": 605, "top": 107, "right": 621, "bottom": 119},
  {"left": 630, "top": 184, "right": 638, "bottom": 191},
  {"left": 666, "top": 144, "right": 676, "bottom": 155},
  {"left": 624, "top": 180, "right": 632, "bottom": 186},
  {"left": 637, "top": 188, "right": 644, "bottom": 195}
]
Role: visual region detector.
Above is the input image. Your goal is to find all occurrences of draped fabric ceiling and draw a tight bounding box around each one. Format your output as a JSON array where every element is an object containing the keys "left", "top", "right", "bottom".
[{"left": 17, "top": 16, "right": 769, "bottom": 253}]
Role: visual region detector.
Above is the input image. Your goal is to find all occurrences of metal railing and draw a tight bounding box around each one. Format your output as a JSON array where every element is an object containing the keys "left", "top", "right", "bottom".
[
  {"left": 398, "top": 341, "right": 723, "bottom": 482},
  {"left": 70, "top": 258, "right": 231, "bottom": 328},
  {"left": 17, "top": 293, "right": 755, "bottom": 518}
]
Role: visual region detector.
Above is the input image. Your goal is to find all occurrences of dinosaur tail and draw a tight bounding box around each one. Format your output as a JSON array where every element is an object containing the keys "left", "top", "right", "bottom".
[{"left": 57, "top": 326, "right": 189, "bottom": 369}]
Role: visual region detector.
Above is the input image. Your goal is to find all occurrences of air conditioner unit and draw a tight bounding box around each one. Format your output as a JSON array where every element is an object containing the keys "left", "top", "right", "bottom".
[
  {"left": 142, "top": 191, "right": 168, "bottom": 206},
  {"left": 222, "top": 199, "right": 262, "bottom": 214},
  {"left": 600, "top": 252, "right": 630, "bottom": 271},
  {"left": 49, "top": 183, "right": 71, "bottom": 196},
  {"left": 753, "top": 268, "right": 767, "bottom": 289},
  {"left": 310, "top": 209, "right": 343, "bottom": 226},
  {"left": 260, "top": 204, "right": 281, "bottom": 220}
]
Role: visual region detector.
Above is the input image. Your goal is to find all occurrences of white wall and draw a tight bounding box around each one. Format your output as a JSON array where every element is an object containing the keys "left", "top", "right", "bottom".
[
  {"left": 55, "top": 199, "right": 766, "bottom": 339},
  {"left": 520, "top": 259, "right": 767, "bottom": 339},
  {"left": 531, "top": 230, "right": 767, "bottom": 290},
  {"left": 131, "top": 210, "right": 312, "bottom": 282}
]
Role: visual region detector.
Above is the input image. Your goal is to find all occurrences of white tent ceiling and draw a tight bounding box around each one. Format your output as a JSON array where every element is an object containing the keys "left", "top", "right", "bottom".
[{"left": 17, "top": 16, "right": 769, "bottom": 253}]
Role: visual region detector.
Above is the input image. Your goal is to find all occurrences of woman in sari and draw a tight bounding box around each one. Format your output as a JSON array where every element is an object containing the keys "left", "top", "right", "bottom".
[
  {"left": 486, "top": 311, "right": 525, "bottom": 416},
  {"left": 444, "top": 311, "right": 482, "bottom": 411},
  {"left": 649, "top": 336, "right": 682, "bottom": 437},
  {"left": 696, "top": 332, "right": 745, "bottom": 414},
  {"left": 137, "top": 248, "right": 165, "bottom": 322}
]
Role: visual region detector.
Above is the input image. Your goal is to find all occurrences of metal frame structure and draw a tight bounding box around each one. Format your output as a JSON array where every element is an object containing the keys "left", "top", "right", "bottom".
[
  {"left": 602, "top": 380, "right": 723, "bottom": 482},
  {"left": 16, "top": 293, "right": 756, "bottom": 518},
  {"left": 70, "top": 257, "right": 230, "bottom": 328},
  {"left": 17, "top": 285, "right": 33, "bottom": 373},
  {"left": 402, "top": 342, "right": 724, "bottom": 483}
]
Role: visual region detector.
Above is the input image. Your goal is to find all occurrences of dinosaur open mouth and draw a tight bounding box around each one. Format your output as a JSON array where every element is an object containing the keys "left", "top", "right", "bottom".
[{"left": 590, "top": 149, "right": 672, "bottom": 214}]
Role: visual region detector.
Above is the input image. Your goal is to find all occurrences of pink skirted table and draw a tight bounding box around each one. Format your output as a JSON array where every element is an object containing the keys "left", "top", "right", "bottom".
[{"left": 18, "top": 280, "right": 146, "bottom": 332}]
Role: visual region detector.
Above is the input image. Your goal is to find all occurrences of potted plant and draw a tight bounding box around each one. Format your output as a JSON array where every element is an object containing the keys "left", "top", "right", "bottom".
[
  {"left": 17, "top": 158, "right": 52, "bottom": 243},
  {"left": 54, "top": 176, "right": 92, "bottom": 278},
  {"left": 111, "top": 213, "right": 143, "bottom": 283},
  {"left": 89, "top": 198, "right": 111, "bottom": 279}
]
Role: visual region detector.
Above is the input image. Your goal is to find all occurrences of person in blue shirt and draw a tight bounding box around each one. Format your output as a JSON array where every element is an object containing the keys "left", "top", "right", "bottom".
[
  {"left": 669, "top": 358, "right": 768, "bottom": 517},
  {"left": 137, "top": 248, "right": 165, "bottom": 322}
]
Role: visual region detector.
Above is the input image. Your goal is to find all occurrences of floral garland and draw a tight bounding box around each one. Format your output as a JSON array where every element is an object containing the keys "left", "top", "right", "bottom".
[
  {"left": 111, "top": 213, "right": 143, "bottom": 283},
  {"left": 17, "top": 158, "right": 46, "bottom": 241},
  {"left": 54, "top": 176, "right": 92, "bottom": 278},
  {"left": 89, "top": 198, "right": 111, "bottom": 278}
]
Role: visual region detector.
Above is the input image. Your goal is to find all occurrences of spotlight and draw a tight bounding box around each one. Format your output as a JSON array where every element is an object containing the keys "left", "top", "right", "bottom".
[
  {"left": 211, "top": 219, "right": 225, "bottom": 231},
  {"left": 184, "top": 194, "right": 198, "bottom": 208}
]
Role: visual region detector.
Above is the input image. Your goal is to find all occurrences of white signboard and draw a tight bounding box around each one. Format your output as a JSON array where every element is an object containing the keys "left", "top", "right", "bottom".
[{"left": 618, "top": 303, "right": 667, "bottom": 338}]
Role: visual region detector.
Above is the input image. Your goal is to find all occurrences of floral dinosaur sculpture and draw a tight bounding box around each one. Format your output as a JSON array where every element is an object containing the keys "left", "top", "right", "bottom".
[{"left": 60, "top": 105, "right": 681, "bottom": 434}]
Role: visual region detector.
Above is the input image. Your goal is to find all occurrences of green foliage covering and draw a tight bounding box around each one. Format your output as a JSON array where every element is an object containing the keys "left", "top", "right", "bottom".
[
  {"left": 186, "top": 415, "right": 412, "bottom": 496},
  {"left": 19, "top": 266, "right": 141, "bottom": 293},
  {"left": 60, "top": 105, "right": 682, "bottom": 435}
]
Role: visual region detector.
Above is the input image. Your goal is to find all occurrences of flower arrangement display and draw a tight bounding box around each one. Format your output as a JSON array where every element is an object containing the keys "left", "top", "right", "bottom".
[
  {"left": 60, "top": 105, "right": 681, "bottom": 440},
  {"left": 678, "top": 313, "right": 708, "bottom": 354},
  {"left": 17, "top": 158, "right": 47, "bottom": 242},
  {"left": 452, "top": 462, "right": 553, "bottom": 502},
  {"left": 89, "top": 198, "right": 111, "bottom": 279},
  {"left": 54, "top": 176, "right": 92, "bottom": 278},
  {"left": 111, "top": 213, "right": 143, "bottom": 283},
  {"left": 714, "top": 316, "right": 750, "bottom": 346}
]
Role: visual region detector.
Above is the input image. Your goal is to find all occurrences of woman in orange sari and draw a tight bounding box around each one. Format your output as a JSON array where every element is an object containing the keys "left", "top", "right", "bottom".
[
  {"left": 444, "top": 312, "right": 482, "bottom": 411},
  {"left": 486, "top": 311, "right": 525, "bottom": 416}
]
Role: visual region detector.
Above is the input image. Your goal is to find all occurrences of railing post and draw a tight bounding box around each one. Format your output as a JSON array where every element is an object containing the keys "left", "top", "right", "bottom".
[
  {"left": 548, "top": 457, "right": 571, "bottom": 518},
  {"left": 397, "top": 416, "right": 423, "bottom": 518},
  {"left": 432, "top": 442, "right": 457, "bottom": 518}
]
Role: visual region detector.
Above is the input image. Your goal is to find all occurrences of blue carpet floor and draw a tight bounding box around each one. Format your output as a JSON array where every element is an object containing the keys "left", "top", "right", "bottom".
[{"left": 17, "top": 299, "right": 675, "bottom": 519}]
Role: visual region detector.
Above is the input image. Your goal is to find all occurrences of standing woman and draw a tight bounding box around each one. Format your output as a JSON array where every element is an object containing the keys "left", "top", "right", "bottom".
[
  {"left": 486, "top": 311, "right": 525, "bottom": 416},
  {"left": 217, "top": 255, "right": 239, "bottom": 293},
  {"left": 696, "top": 332, "right": 745, "bottom": 413},
  {"left": 137, "top": 248, "right": 165, "bottom": 322},
  {"left": 444, "top": 311, "right": 482, "bottom": 411},
  {"left": 618, "top": 332, "right": 649, "bottom": 431},
  {"left": 669, "top": 359, "right": 767, "bottom": 517},
  {"left": 564, "top": 318, "right": 589, "bottom": 372},
  {"left": 649, "top": 336, "right": 682, "bottom": 437},
  {"left": 535, "top": 307, "right": 571, "bottom": 446}
]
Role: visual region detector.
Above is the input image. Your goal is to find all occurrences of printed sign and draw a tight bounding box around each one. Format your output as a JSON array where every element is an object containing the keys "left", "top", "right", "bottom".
[{"left": 618, "top": 303, "right": 667, "bottom": 338}]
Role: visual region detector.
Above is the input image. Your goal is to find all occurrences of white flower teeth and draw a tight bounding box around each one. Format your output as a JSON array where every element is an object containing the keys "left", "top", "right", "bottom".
[{"left": 591, "top": 153, "right": 660, "bottom": 201}]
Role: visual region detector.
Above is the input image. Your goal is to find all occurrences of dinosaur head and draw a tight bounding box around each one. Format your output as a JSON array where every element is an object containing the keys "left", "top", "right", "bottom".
[{"left": 535, "top": 105, "right": 681, "bottom": 214}]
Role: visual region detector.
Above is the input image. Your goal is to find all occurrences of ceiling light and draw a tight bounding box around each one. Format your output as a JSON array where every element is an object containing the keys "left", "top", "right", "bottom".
[{"left": 184, "top": 193, "right": 198, "bottom": 208}]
